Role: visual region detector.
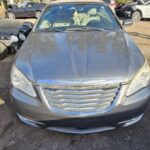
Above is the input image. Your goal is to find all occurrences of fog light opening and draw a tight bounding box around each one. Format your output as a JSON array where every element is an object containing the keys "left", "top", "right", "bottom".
[{"left": 119, "top": 114, "right": 144, "bottom": 127}]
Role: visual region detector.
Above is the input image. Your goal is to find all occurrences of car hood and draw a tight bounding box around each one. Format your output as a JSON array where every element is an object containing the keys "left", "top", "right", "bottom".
[
  {"left": 0, "top": 19, "right": 22, "bottom": 29},
  {"left": 0, "top": 19, "right": 22, "bottom": 39},
  {"left": 0, "top": 28, "right": 18, "bottom": 37},
  {"left": 15, "top": 30, "right": 144, "bottom": 84}
]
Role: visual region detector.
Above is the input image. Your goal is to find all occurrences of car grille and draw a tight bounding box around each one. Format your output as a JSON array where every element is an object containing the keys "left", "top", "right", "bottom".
[{"left": 41, "top": 83, "right": 121, "bottom": 116}]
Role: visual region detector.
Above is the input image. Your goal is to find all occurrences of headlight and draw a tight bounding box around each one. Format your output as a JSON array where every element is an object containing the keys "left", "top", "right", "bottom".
[
  {"left": 127, "top": 61, "right": 150, "bottom": 96},
  {"left": 19, "top": 33, "right": 26, "bottom": 41},
  {"left": 11, "top": 65, "right": 36, "bottom": 97},
  {"left": 10, "top": 35, "right": 19, "bottom": 43}
]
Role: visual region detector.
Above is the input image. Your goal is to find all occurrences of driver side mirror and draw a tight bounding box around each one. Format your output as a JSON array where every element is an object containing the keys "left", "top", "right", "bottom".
[
  {"left": 123, "top": 19, "right": 133, "bottom": 27},
  {"left": 22, "top": 22, "right": 33, "bottom": 29}
]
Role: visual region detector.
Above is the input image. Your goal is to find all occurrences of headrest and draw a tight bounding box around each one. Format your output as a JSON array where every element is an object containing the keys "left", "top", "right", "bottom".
[{"left": 88, "top": 8, "right": 97, "bottom": 15}]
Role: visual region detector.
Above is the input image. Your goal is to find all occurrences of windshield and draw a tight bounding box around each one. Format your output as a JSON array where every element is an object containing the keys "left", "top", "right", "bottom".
[
  {"left": 140, "top": 0, "right": 150, "bottom": 4},
  {"left": 36, "top": 3, "right": 120, "bottom": 31}
]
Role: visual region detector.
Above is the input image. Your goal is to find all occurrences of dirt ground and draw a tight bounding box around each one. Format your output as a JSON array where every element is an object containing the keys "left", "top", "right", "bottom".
[{"left": 0, "top": 20, "right": 150, "bottom": 150}]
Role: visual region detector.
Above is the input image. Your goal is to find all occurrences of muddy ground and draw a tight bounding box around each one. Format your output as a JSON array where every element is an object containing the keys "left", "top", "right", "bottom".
[{"left": 0, "top": 20, "right": 150, "bottom": 150}]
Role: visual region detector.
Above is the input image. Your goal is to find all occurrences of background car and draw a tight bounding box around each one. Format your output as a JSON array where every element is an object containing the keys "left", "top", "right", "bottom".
[
  {"left": 115, "top": 0, "right": 150, "bottom": 21},
  {"left": 115, "top": 2, "right": 136, "bottom": 18},
  {"left": 0, "top": 19, "right": 20, "bottom": 60},
  {"left": 0, "top": 19, "right": 32, "bottom": 60},
  {"left": 7, "top": 2, "right": 46, "bottom": 19}
]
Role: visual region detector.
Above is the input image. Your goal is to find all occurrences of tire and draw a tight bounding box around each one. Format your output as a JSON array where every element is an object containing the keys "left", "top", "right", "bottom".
[
  {"left": 131, "top": 11, "right": 142, "bottom": 22},
  {"left": 0, "top": 42, "right": 8, "bottom": 61},
  {"left": 35, "top": 11, "right": 41, "bottom": 18},
  {"left": 8, "top": 12, "right": 16, "bottom": 19}
]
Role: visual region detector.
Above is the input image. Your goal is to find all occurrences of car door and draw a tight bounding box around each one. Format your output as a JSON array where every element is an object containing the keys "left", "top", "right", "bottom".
[
  {"left": 143, "top": 4, "right": 150, "bottom": 17},
  {"left": 14, "top": 3, "right": 27, "bottom": 17},
  {"left": 23, "top": 3, "right": 35, "bottom": 18},
  {"left": 139, "top": 0, "right": 150, "bottom": 18}
]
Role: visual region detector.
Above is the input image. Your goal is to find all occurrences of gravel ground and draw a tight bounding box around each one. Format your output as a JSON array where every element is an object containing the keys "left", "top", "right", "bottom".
[{"left": 0, "top": 20, "right": 150, "bottom": 150}]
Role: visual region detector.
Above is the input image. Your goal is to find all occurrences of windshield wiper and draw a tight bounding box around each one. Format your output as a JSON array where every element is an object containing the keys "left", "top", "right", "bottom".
[
  {"left": 39, "top": 28, "right": 63, "bottom": 32},
  {"left": 80, "top": 26, "right": 107, "bottom": 31},
  {"left": 66, "top": 26, "right": 107, "bottom": 31}
]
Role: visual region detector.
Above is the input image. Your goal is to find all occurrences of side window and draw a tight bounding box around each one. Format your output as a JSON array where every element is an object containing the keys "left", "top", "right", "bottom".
[
  {"left": 26, "top": 3, "right": 33, "bottom": 8},
  {"left": 34, "top": 4, "right": 38, "bottom": 7},
  {"left": 143, "top": 0, "right": 149, "bottom": 3},
  {"left": 141, "top": 0, "right": 150, "bottom": 4},
  {"left": 19, "top": 3, "right": 27, "bottom": 8}
]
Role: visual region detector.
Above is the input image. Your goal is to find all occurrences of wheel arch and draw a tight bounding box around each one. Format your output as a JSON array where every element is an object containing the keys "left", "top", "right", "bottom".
[
  {"left": 7, "top": 11, "right": 16, "bottom": 18},
  {"left": 134, "top": 9, "right": 143, "bottom": 17}
]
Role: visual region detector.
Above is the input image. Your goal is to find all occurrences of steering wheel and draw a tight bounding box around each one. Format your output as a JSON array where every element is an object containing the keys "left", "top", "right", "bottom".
[{"left": 87, "top": 16, "right": 112, "bottom": 28}]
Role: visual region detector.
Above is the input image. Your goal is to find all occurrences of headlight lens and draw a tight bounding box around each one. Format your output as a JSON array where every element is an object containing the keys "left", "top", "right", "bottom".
[
  {"left": 19, "top": 33, "right": 26, "bottom": 41},
  {"left": 11, "top": 65, "right": 36, "bottom": 97},
  {"left": 10, "top": 35, "right": 19, "bottom": 43},
  {"left": 127, "top": 61, "right": 150, "bottom": 96}
]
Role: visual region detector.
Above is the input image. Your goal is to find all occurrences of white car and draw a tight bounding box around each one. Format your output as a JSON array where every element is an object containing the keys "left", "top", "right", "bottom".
[
  {"left": 131, "top": 0, "right": 150, "bottom": 21},
  {"left": 115, "top": 0, "right": 150, "bottom": 21}
]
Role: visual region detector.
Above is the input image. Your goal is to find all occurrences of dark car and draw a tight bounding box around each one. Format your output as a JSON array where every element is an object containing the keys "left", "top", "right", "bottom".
[
  {"left": 10, "top": 0, "right": 150, "bottom": 134},
  {"left": 7, "top": 2, "right": 46, "bottom": 19},
  {"left": 0, "top": 19, "right": 32, "bottom": 60},
  {"left": 115, "top": 0, "right": 150, "bottom": 21},
  {"left": 115, "top": 2, "right": 137, "bottom": 18}
]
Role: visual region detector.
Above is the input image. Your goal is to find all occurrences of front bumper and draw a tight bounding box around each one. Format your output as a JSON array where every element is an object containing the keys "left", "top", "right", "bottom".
[
  {"left": 0, "top": 39, "right": 20, "bottom": 52},
  {"left": 10, "top": 86, "right": 150, "bottom": 134}
]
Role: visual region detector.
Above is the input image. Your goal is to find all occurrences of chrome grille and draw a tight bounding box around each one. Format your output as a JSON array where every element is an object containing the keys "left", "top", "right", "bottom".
[{"left": 41, "top": 83, "right": 121, "bottom": 116}]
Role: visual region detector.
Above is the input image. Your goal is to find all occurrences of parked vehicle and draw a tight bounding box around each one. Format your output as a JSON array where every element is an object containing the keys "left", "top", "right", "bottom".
[
  {"left": 7, "top": 2, "right": 46, "bottom": 19},
  {"left": 115, "top": 0, "right": 150, "bottom": 21},
  {"left": 11, "top": 0, "right": 150, "bottom": 134},
  {"left": 0, "top": 19, "right": 32, "bottom": 60},
  {"left": 0, "top": 20, "right": 19, "bottom": 60}
]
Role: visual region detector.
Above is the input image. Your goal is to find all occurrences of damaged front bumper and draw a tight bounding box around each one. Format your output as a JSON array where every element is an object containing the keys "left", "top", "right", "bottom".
[
  {"left": 17, "top": 113, "right": 144, "bottom": 134},
  {"left": 10, "top": 84, "right": 150, "bottom": 134},
  {"left": 0, "top": 39, "right": 19, "bottom": 52}
]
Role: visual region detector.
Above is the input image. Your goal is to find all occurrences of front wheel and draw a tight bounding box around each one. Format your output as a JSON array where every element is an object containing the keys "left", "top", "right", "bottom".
[
  {"left": 8, "top": 12, "right": 16, "bottom": 19},
  {"left": 131, "top": 11, "right": 142, "bottom": 22},
  {"left": 0, "top": 42, "right": 8, "bottom": 61}
]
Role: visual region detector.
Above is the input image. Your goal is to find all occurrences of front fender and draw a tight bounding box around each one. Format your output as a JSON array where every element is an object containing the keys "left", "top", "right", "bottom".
[{"left": 0, "top": 40, "right": 12, "bottom": 47}]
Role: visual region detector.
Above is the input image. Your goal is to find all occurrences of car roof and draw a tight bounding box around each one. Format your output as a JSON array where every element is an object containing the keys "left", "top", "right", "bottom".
[{"left": 49, "top": 0, "right": 104, "bottom": 5}]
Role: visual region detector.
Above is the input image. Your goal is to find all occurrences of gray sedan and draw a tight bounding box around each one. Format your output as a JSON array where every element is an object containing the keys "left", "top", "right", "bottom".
[{"left": 10, "top": 0, "right": 150, "bottom": 134}]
